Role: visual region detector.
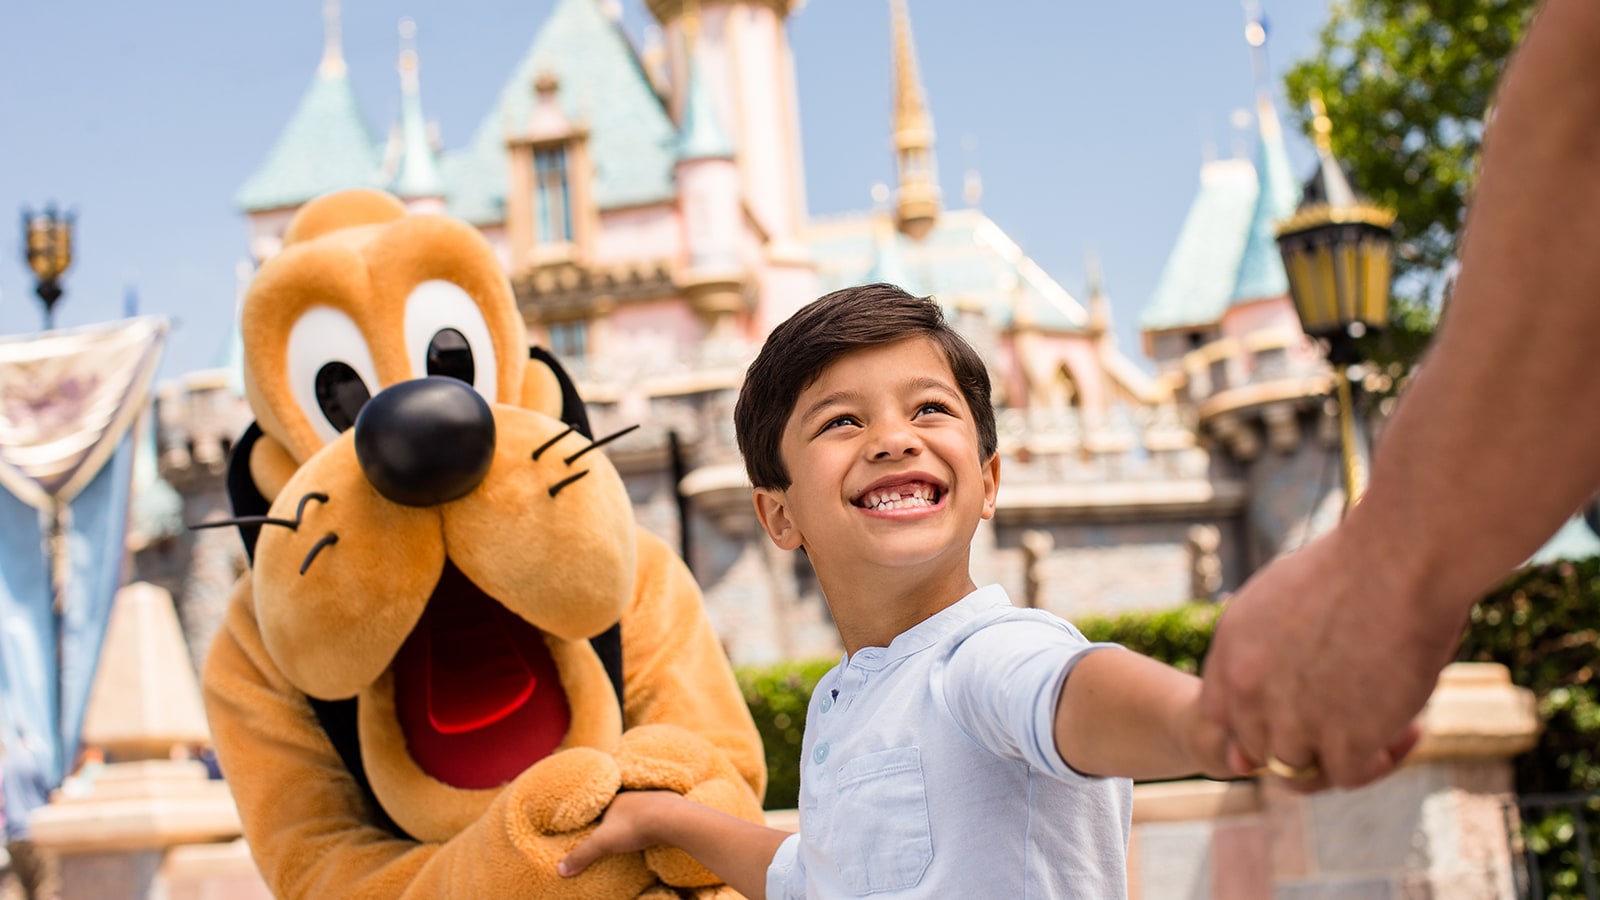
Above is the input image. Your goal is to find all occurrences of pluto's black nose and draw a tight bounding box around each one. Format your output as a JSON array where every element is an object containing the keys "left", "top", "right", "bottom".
[{"left": 354, "top": 377, "right": 496, "bottom": 507}]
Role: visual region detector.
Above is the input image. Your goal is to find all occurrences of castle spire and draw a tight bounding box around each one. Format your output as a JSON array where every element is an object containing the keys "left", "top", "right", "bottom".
[
  {"left": 1086, "top": 248, "right": 1113, "bottom": 338},
  {"left": 320, "top": 0, "right": 345, "bottom": 77},
  {"left": 890, "top": 0, "right": 939, "bottom": 240},
  {"left": 1243, "top": 0, "right": 1270, "bottom": 99},
  {"left": 390, "top": 18, "right": 445, "bottom": 201},
  {"left": 235, "top": 4, "right": 379, "bottom": 215},
  {"left": 1230, "top": 1, "right": 1299, "bottom": 304}
]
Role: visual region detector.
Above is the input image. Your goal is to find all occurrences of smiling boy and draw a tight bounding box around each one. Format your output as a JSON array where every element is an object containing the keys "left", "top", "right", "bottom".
[{"left": 562, "top": 284, "right": 1235, "bottom": 897}]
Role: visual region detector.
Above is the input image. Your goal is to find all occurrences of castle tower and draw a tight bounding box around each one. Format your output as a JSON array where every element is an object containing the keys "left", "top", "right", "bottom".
[
  {"left": 236, "top": 0, "right": 379, "bottom": 261},
  {"left": 889, "top": 0, "right": 940, "bottom": 240},
  {"left": 387, "top": 19, "right": 447, "bottom": 214},
  {"left": 674, "top": 47, "right": 748, "bottom": 351},
  {"left": 647, "top": 0, "right": 809, "bottom": 246}
]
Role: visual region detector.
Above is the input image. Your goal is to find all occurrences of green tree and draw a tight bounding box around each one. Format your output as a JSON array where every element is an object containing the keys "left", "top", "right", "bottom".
[{"left": 1283, "top": 0, "right": 1535, "bottom": 364}]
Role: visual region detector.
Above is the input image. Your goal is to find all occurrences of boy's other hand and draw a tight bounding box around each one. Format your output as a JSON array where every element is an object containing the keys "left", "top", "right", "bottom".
[{"left": 559, "top": 790, "right": 681, "bottom": 877}]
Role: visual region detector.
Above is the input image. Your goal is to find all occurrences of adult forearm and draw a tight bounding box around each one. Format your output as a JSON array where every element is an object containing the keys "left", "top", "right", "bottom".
[{"left": 1346, "top": 0, "right": 1600, "bottom": 614}]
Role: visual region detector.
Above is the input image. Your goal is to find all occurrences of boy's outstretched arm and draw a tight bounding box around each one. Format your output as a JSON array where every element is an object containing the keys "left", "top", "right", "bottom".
[
  {"left": 560, "top": 790, "right": 792, "bottom": 899},
  {"left": 1054, "top": 650, "right": 1237, "bottom": 782}
]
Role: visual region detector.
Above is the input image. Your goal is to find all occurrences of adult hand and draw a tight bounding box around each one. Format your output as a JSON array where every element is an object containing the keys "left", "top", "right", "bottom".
[{"left": 1200, "top": 525, "right": 1464, "bottom": 791}]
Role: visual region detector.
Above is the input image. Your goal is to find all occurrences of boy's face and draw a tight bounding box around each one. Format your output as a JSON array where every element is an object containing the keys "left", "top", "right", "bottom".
[{"left": 752, "top": 336, "right": 999, "bottom": 580}]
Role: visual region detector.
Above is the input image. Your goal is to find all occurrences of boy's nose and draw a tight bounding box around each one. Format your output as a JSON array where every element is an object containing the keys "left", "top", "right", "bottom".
[{"left": 869, "top": 424, "right": 921, "bottom": 460}]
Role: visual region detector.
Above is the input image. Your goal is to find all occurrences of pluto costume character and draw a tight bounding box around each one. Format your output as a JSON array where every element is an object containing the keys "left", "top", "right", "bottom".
[{"left": 201, "top": 189, "right": 766, "bottom": 898}]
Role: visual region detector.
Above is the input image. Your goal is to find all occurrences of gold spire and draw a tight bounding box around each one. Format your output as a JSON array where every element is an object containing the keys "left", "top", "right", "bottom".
[
  {"left": 683, "top": 0, "right": 701, "bottom": 41},
  {"left": 1308, "top": 88, "right": 1334, "bottom": 153},
  {"left": 891, "top": 0, "right": 931, "bottom": 145},
  {"left": 890, "top": 0, "right": 939, "bottom": 240},
  {"left": 320, "top": 0, "right": 346, "bottom": 77},
  {"left": 643, "top": 0, "right": 800, "bottom": 24}
]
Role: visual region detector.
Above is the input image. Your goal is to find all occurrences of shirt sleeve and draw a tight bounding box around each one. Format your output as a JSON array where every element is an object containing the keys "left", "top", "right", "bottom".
[
  {"left": 942, "top": 613, "right": 1122, "bottom": 779},
  {"left": 765, "top": 832, "right": 806, "bottom": 900}
]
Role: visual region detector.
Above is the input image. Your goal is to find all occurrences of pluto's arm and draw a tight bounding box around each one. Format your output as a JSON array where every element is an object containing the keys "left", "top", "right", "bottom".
[
  {"left": 202, "top": 579, "right": 651, "bottom": 899},
  {"left": 619, "top": 529, "right": 768, "bottom": 803}
]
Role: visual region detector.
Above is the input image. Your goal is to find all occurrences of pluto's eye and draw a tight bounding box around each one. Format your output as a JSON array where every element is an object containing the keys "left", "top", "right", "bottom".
[
  {"left": 287, "top": 306, "right": 381, "bottom": 446},
  {"left": 313, "top": 361, "right": 373, "bottom": 432},
  {"left": 425, "top": 327, "right": 475, "bottom": 385},
  {"left": 405, "top": 280, "right": 499, "bottom": 401}
]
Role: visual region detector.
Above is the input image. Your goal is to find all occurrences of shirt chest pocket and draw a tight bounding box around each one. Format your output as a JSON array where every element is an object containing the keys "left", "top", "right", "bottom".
[{"left": 826, "top": 746, "right": 933, "bottom": 894}]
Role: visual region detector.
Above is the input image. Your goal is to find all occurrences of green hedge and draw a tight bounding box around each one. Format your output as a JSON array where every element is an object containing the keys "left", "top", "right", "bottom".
[{"left": 736, "top": 657, "right": 837, "bottom": 811}]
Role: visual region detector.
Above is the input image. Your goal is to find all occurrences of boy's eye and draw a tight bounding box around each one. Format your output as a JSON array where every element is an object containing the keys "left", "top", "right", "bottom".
[
  {"left": 820, "top": 415, "right": 860, "bottom": 432},
  {"left": 916, "top": 401, "right": 953, "bottom": 417}
]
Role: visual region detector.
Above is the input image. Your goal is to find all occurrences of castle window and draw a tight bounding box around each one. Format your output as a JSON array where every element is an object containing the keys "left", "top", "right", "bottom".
[
  {"left": 548, "top": 319, "right": 587, "bottom": 360},
  {"left": 534, "top": 147, "right": 572, "bottom": 243}
]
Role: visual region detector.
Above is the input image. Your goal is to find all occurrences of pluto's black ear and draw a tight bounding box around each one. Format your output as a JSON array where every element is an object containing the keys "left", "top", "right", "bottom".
[
  {"left": 225, "top": 422, "right": 271, "bottom": 564},
  {"left": 526, "top": 345, "right": 622, "bottom": 705},
  {"left": 528, "top": 345, "right": 592, "bottom": 440}
]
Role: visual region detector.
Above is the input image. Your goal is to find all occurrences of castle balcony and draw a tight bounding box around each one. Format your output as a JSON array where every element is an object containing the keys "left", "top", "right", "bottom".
[
  {"left": 154, "top": 370, "right": 253, "bottom": 493},
  {"left": 1172, "top": 331, "right": 1353, "bottom": 464}
]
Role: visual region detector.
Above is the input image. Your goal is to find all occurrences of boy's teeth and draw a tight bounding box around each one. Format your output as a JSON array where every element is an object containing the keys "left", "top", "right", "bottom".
[{"left": 862, "top": 484, "right": 936, "bottom": 509}]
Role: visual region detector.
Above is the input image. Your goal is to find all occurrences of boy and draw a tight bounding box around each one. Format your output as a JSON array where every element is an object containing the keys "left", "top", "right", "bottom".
[{"left": 561, "top": 284, "right": 1236, "bottom": 897}]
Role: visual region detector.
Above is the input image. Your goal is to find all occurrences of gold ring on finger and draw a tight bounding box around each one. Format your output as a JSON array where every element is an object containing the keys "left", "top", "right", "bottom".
[{"left": 1264, "top": 755, "right": 1321, "bottom": 781}]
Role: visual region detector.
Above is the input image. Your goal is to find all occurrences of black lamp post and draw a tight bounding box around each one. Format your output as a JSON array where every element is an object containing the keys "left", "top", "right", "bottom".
[
  {"left": 21, "top": 204, "right": 76, "bottom": 330},
  {"left": 1275, "top": 93, "right": 1397, "bottom": 513}
]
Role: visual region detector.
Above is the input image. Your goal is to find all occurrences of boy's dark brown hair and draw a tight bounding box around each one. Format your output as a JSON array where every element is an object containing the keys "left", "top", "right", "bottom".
[{"left": 734, "top": 282, "right": 997, "bottom": 490}]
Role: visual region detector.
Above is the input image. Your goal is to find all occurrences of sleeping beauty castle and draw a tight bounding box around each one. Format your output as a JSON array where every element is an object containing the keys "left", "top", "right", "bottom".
[{"left": 139, "top": 0, "right": 1413, "bottom": 669}]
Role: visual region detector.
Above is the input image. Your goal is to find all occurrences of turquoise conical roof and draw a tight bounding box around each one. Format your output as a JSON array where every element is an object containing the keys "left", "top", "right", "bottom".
[
  {"left": 444, "top": 0, "right": 676, "bottom": 223},
  {"left": 1230, "top": 97, "right": 1299, "bottom": 304},
  {"left": 1140, "top": 158, "right": 1259, "bottom": 331},
  {"left": 236, "top": 60, "right": 380, "bottom": 211},
  {"left": 677, "top": 58, "right": 734, "bottom": 161}
]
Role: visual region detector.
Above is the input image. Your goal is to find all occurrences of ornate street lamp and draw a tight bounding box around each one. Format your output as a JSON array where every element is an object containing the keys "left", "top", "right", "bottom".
[
  {"left": 1275, "top": 93, "right": 1397, "bottom": 513},
  {"left": 21, "top": 204, "right": 76, "bottom": 330}
]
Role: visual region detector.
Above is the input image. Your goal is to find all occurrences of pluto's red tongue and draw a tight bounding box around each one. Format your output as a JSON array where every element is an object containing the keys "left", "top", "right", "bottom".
[{"left": 425, "top": 599, "right": 536, "bottom": 734}]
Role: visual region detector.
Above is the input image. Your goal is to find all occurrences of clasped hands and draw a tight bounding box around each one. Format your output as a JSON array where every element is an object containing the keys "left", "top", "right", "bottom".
[{"left": 1199, "top": 530, "right": 1465, "bottom": 792}]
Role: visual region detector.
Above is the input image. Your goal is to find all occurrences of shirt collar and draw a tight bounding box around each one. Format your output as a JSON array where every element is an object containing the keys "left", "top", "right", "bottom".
[{"left": 844, "top": 584, "right": 1010, "bottom": 671}]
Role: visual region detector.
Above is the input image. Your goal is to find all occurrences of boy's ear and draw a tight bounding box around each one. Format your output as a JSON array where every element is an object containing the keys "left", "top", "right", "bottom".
[
  {"left": 980, "top": 452, "right": 1000, "bottom": 521},
  {"left": 752, "top": 487, "right": 803, "bottom": 551}
]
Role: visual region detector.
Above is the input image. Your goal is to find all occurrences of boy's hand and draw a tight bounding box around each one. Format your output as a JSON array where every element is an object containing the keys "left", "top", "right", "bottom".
[
  {"left": 1179, "top": 692, "right": 1248, "bottom": 782},
  {"left": 559, "top": 790, "right": 682, "bottom": 877}
]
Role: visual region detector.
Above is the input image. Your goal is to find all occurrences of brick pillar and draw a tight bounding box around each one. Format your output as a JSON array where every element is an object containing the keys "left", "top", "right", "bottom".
[{"left": 1263, "top": 662, "right": 1540, "bottom": 899}]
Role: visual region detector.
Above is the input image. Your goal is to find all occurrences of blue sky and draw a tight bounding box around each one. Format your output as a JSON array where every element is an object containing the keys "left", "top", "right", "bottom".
[{"left": 0, "top": 1, "right": 1327, "bottom": 378}]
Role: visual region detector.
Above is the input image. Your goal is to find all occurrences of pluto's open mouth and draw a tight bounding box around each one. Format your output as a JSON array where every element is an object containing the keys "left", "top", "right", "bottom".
[{"left": 391, "top": 560, "right": 571, "bottom": 789}]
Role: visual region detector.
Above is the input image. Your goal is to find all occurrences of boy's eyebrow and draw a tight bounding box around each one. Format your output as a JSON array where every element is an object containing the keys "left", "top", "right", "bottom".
[{"left": 795, "top": 389, "right": 861, "bottom": 429}]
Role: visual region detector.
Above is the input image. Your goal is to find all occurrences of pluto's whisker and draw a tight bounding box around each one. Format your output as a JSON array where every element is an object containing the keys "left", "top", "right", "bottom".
[
  {"left": 563, "top": 424, "right": 640, "bottom": 465},
  {"left": 299, "top": 532, "right": 339, "bottom": 575},
  {"left": 532, "top": 426, "right": 575, "bottom": 461},
  {"left": 189, "top": 491, "right": 330, "bottom": 532},
  {"left": 548, "top": 470, "right": 590, "bottom": 498}
]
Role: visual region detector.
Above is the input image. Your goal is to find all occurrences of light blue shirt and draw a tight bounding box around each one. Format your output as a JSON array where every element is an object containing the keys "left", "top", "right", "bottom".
[{"left": 765, "top": 584, "right": 1132, "bottom": 898}]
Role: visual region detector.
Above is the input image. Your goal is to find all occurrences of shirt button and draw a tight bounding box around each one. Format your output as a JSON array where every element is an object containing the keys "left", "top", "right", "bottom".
[
  {"left": 813, "top": 742, "right": 830, "bottom": 765},
  {"left": 820, "top": 695, "right": 833, "bottom": 713}
]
